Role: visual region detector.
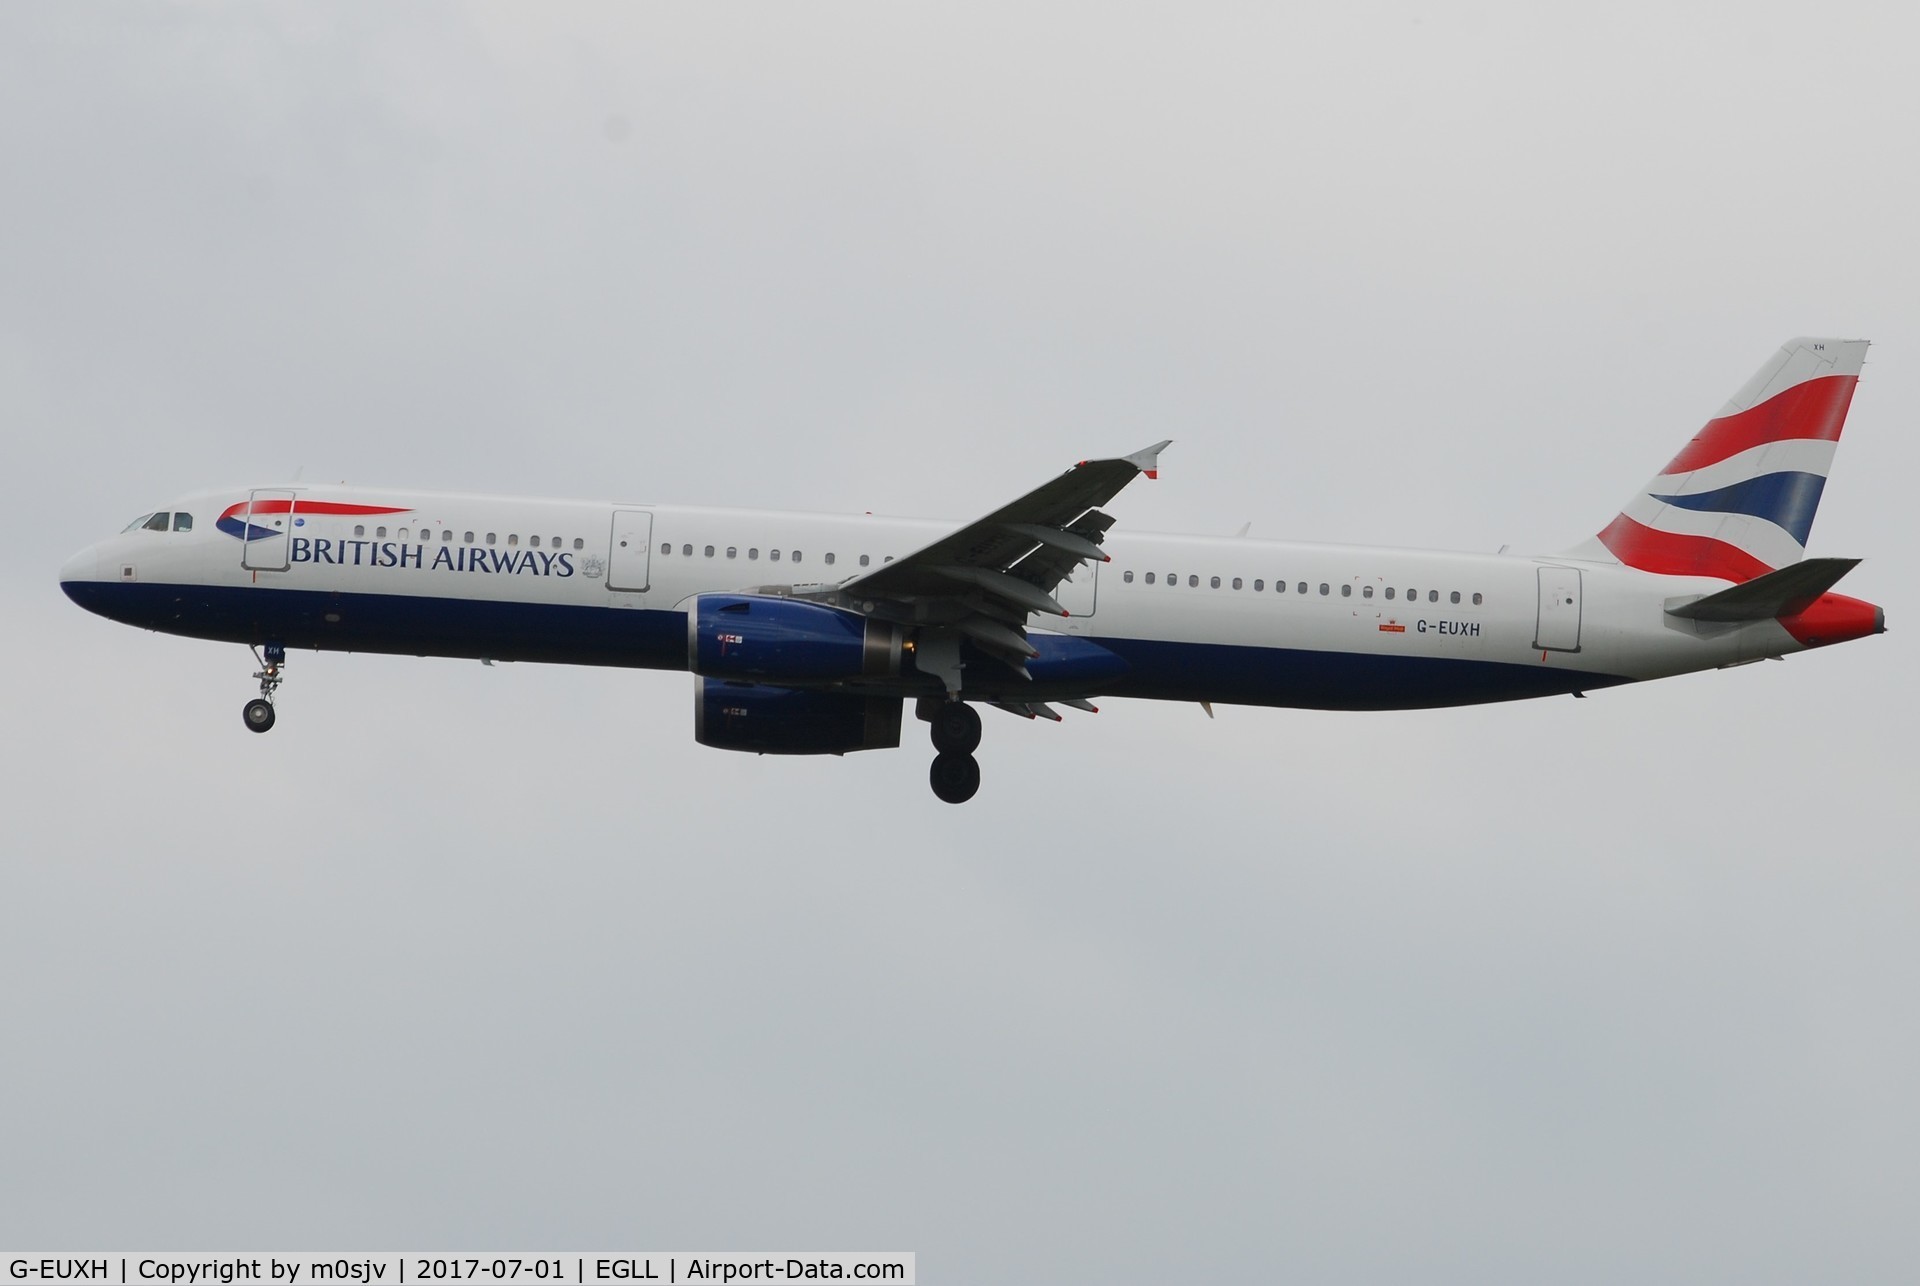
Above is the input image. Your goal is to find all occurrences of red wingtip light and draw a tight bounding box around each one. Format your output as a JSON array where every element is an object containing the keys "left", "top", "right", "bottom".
[{"left": 1145, "top": 469, "right": 1159, "bottom": 480}]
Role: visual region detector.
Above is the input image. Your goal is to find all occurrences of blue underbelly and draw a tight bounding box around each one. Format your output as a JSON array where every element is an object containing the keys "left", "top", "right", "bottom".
[{"left": 62, "top": 581, "right": 1626, "bottom": 708}]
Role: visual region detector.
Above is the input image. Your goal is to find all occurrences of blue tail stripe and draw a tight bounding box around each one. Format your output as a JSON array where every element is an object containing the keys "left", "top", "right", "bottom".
[{"left": 1650, "top": 471, "right": 1827, "bottom": 546}]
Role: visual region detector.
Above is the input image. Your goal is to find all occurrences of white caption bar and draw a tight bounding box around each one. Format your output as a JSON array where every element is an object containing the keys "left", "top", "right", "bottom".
[{"left": 3, "top": 1257, "right": 913, "bottom": 1286}]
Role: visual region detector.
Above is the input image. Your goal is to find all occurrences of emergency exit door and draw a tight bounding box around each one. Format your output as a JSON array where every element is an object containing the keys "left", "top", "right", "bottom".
[
  {"left": 608, "top": 509, "right": 654, "bottom": 592},
  {"left": 1055, "top": 561, "right": 1098, "bottom": 618}
]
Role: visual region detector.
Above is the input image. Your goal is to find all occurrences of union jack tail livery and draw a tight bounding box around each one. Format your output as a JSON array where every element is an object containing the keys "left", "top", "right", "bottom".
[{"left": 1572, "top": 337, "right": 1867, "bottom": 582}]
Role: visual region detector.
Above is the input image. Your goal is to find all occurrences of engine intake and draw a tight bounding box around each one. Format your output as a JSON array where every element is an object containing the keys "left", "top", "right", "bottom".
[
  {"left": 695, "top": 679, "right": 903, "bottom": 755},
  {"left": 688, "top": 594, "right": 904, "bottom": 682}
]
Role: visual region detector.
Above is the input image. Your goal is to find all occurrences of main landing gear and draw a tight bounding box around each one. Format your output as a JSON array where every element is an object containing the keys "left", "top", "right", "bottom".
[
  {"left": 244, "top": 643, "right": 286, "bottom": 734},
  {"left": 922, "top": 698, "right": 983, "bottom": 804}
]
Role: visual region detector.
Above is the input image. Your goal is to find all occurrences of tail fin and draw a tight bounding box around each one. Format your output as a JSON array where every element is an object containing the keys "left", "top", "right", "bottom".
[{"left": 1566, "top": 337, "right": 1868, "bottom": 581}]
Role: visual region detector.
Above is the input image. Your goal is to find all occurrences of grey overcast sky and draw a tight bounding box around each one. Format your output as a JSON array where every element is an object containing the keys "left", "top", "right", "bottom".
[{"left": 3, "top": 4, "right": 1916, "bottom": 1281}]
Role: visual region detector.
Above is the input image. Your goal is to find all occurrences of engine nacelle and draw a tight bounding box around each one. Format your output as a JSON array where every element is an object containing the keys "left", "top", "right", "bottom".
[
  {"left": 688, "top": 594, "right": 904, "bottom": 681},
  {"left": 695, "top": 679, "right": 903, "bottom": 755}
]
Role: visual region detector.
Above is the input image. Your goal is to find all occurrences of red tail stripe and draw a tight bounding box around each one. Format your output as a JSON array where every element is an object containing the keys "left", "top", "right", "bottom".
[
  {"left": 1596, "top": 514, "right": 1775, "bottom": 582},
  {"left": 1663, "top": 375, "right": 1857, "bottom": 475}
]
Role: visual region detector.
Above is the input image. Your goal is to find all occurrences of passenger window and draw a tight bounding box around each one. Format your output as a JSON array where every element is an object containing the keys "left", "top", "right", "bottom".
[
  {"left": 571, "top": 537, "right": 582, "bottom": 549},
  {"left": 792, "top": 551, "right": 803, "bottom": 563},
  {"left": 486, "top": 533, "right": 496, "bottom": 545},
  {"left": 1210, "top": 576, "right": 1220, "bottom": 588},
  {"left": 1254, "top": 579, "right": 1264, "bottom": 591},
  {"left": 705, "top": 545, "right": 715, "bottom": 557},
  {"left": 1424, "top": 590, "right": 1435, "bottom": 602},
  {"left": 1167, "top": 573, "right": 1176, "bottom": 585},
  {"left": 1363, "top": 585, "right": 1373, "bottom": 598},
  {"left": 727, "top": 547, "right": 738, "bottom": 559},
  {"left": 1124, "top": 570, "right": 1135, "bottom": 583},
  {"left": 749, "top": 548, "right": 759, "bottom": 560},
  {"left": 399, "top": 528, "right": 411, "bottom": 541},
  {"left": 377, "top": 526, "right": 389, "bottom": 538},
  {"left": 1341, "top": 584, "right": 1352, "bottom": 597},
  {"left": 1451, "top": 591, "right": 1461, "bottom": 604},
  {"left": 1405, "top": 588, "right": 1415, "bottom": 600},
  {"left": 825, "top": 553, "right": 836, "bottom": 565},
  {"left": 1472, "top": 593, "right": 1483, "bottom": 605},
  {"left": 1232, "top": 577, "right": 1242, "bottom": 590},
  {"left": 1189, "top": 575, "right": 1199, "bottom": 587},
  {"left": 1319, "top": 583, "right": 1330, "bottom": 596},
  {"left": 529, "top": 535, "right": 540, "bottom": 548},
  {"left": 1386, "top": 587, "right": 1395, "bottom": 600},
  {"left": 1297, "top": 582, "right": 1307, "bottom": 595},
  {"left": 770, "top": 549, "right": 781, "bottom": 562},
  {"left": 660, "top": 541, "right": 670, "bottom": 555},
  {"left": 354, "top": 524, "right": 366, "bottom": 537},
  {"left": 860, "top": 555, "right": 870, "bottom": 567}
]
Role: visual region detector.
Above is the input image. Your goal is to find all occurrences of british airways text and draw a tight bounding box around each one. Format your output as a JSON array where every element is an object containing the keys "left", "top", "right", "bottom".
[{"left": 290, "top": 538, "right": 576, "bottom": 577}]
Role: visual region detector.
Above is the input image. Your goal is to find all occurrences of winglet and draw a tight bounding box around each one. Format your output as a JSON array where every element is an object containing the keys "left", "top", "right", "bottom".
[{"left": 1125, "top": 439, "right": 1173, "bottom": 480}]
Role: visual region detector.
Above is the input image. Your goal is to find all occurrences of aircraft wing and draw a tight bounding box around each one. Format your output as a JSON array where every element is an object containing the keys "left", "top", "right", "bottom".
[{"left": 827, "top": 441, "right": 1168, "bottom": 666}]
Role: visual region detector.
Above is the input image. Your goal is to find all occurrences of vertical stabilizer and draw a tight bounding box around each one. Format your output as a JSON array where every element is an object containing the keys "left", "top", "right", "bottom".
[{"left": 1566, "top": 337, "right": 1868, "bottom": 581}]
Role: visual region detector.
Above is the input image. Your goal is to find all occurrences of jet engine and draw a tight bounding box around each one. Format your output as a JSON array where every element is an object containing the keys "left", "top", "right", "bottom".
[
  {"left": 687, "top": 595, "right": 905, "bottom": 682},
  {"left": 695, "top": 679, "right": 903, "bottom": 755}
]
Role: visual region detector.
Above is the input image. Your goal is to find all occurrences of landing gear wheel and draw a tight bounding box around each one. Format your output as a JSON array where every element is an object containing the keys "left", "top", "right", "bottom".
[
  {"left": 929, "top": 751, "right": 981, "bottom": 804},
  {"left": 245, "top": 643, "right": 286, "bottom": 733},
  {"left": 930, "top": 701, "right": 982, "bottom": 755}
]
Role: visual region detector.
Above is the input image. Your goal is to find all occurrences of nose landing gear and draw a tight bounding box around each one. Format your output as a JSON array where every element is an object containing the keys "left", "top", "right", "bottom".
[
  {"left": 244, "top": 643, "right": 286, "bottom": 734},
  {"left": 921, "top": 698, "right": 983, "bottom": 804}
]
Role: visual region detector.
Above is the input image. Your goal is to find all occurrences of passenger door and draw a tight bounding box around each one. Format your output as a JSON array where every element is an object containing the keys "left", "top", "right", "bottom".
[
  {"left": 1534, "top": 566, "right": 1582, "bottom": 652},
  {"left": 240, "top": 490, "right": 297, "bottom": 571}
]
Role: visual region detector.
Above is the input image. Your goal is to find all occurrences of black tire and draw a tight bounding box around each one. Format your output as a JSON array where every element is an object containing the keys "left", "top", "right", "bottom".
[
  {"left": 929, "top": 751, "right": 981, "bottom": 804},
  {"left": 930, "top": 701, "right": 982, "bottom": 755},
  {"left": 243, "top": 699, "right": 276, "bottom": 734}
]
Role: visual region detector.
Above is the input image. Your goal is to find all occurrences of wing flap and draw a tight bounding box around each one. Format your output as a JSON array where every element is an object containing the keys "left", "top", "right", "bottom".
[{"left": 837, "top": 441, "right": 1168, "bottom": 610}]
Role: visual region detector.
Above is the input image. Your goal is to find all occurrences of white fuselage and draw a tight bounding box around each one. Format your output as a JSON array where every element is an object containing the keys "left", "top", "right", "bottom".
[{"left": 61, "top": 483, "right": 1819, "bottom": 711}]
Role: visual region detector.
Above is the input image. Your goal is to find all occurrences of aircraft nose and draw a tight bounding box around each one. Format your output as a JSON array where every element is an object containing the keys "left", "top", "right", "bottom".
[{"left": 59, "top": 546, "right": 100, "bottom": 599}]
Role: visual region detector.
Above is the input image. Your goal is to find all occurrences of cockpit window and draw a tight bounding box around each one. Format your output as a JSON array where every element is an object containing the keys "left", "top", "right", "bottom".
[
  {"left": 172, "top": 513, "right": 193, "bottom": 533},
  {"left": 143, "top": 513, "right": 171, "bottom": 532},
  {"left": 122, "top": 514, "right": 154, "bottom": 533}
]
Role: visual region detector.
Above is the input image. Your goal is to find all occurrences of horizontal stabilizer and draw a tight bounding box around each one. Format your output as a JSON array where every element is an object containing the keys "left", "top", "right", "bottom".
[{"left": 1665, "top": 557, "right": 1861, "bottom": 622}]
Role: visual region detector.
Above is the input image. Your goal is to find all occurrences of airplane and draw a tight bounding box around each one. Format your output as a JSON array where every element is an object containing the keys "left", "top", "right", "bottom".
[{"left": 60, "top": 336, "right": 1885, "bottom": 803}]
